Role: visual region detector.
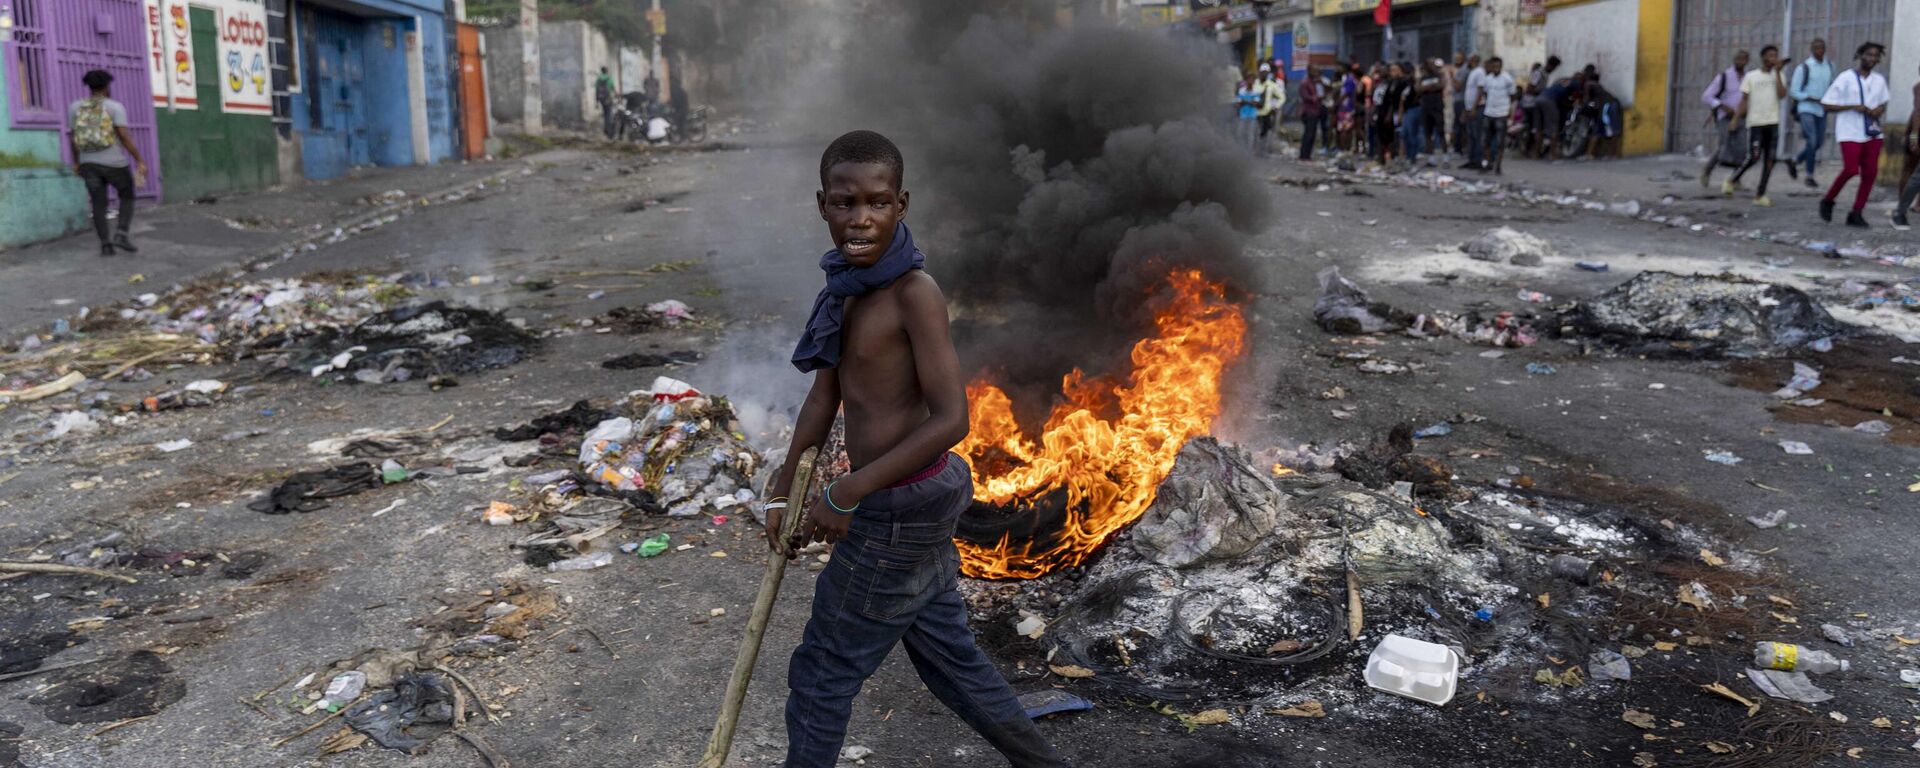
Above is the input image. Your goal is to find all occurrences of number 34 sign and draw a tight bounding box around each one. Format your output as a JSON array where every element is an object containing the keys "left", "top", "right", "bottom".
[{"left": 216, "top": 0, "right": 271, "bottom": 115}]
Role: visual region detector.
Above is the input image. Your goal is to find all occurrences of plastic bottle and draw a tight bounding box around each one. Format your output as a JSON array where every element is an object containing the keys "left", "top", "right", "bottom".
[{"left": 1754, "top": 641, "right": 1849, "bottom": 674}]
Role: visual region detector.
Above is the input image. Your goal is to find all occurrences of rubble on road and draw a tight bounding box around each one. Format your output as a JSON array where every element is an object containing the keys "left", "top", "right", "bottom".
[
  {"left": 1462, "top": 227, "right": 1553, "bottom": 267},
  {"left": 1571, "top": 272, "right": 1850, "bottom": 358},
  {"left": 291, "top": 301, "right": 537, "bottom": 384}
]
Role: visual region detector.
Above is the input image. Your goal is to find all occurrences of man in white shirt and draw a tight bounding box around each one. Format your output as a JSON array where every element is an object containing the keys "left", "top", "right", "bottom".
[
  {"left": 1817, "top": 42, "right": 1888, "bottom": 229},
  {"left": 1472, "top": 57, "right": 1515, "bottom": 173}
]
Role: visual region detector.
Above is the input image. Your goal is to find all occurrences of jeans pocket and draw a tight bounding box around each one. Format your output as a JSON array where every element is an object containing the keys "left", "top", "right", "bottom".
[{"left": 858, "top": 547, "right": 937, "bottom": 621}]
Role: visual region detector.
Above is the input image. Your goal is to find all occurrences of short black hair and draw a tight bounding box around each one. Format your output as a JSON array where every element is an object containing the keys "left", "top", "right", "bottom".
[
  {"left": 1760, "top": 45, "right": 1778, "bottom": 56},
  {"left": 819, "top": 130, "right": 904, "bottom": 189},
  {"left": 82, "top": 69, "right": 113, "bottom": 91},
  {"left": 1487, "top": 56, "right": 1503, "bottom": 66},
  {"left": 1857, "top": 41, "right": 1884, "bottom": 58}
]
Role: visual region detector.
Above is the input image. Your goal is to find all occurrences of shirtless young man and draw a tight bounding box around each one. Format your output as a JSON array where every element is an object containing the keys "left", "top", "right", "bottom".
[{"left": 766, "top": 130, "right": 1069, "bottom": 768}]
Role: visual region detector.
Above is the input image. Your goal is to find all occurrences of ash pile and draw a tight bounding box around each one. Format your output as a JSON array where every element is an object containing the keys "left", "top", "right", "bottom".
[{"left": 979, "top": 435, "right": 1688, "bottom": 710}]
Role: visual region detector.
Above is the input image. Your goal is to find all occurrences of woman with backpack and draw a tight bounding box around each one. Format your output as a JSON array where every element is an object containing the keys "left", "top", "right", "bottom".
[{"left": 68, "top": 70, "right": 147, "bottom": 257}]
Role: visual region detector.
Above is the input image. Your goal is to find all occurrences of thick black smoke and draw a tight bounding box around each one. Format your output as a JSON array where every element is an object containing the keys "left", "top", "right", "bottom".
[{"left": 802, "top": 4, "right": 1272, "bottom": 404}]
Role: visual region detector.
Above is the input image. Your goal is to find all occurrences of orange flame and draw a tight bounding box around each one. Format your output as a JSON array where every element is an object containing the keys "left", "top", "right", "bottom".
[{"left": 956, "top": 270, "right": 1246, "bottom": 579}]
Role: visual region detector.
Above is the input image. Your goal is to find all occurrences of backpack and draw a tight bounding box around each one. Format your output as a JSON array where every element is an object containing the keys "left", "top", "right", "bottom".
[{"left": 73, "top": 98, "right": 116, "bottom": 153}]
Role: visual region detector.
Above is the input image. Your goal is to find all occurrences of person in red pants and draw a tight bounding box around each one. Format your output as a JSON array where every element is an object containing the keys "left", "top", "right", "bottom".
[{"left": 1817, "top": 42, "right": 1888, "bottom": 229}]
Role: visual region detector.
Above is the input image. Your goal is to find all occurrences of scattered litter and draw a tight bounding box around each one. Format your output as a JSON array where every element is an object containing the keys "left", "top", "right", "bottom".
[
  {"left": 1778, "top": 440, "right": 1812, "bottom": 455},
  {"left": 1703, "top": 451, "right": 1742, "bottom": 466},
  {"left": 1588, "top": 649, "right": 1632, "bottom": 682},
  {"left": 1575, "top": 261, "right": 1610, "bottom": 272},
  {"left": 1313, "top": 266, "right": 1410, "bottom": 334},
  {"left": 1820, "top": 624, "right": 1853, "bottom": 647},
  {"left": 248, "top": 463, "right": 382, "bottom": 514},
  {"left": 1774, "top": 363, "right": 1822, "bottom": 399},
  {"left": 1412, "top": 423, "right": 1452, "bottom": 439},
  {"left": 1853, "top": 420, "right": 1892, "bottom": 435},
  {"left": 1014, "top": 613, "right": 1047, "bottom": 639},
  {"left": 547, "top": 550, "right": 615, "bottom": 572},
  {"left": 343, "top": 673, "right": 457, "bottom": 752},
  {"left": 1745, "top": 667, "right": 1831, "bottom": 704},
  {"left": 1754, "top": 641, "right": 1848, "bottom": 673},
  {"left": 1515, "top": 289, "right": 1551, "bottom": 304},
  {"left": 1525, "top": 362, "right": 1556, "bottom": 376},
  {"left": 635, "top": 533, "right": 671, "bottom": 557},
  {"left": 1364, "top": 635, "right": 1459, "bottom": 706},
  {"left": 1746, "top": 509, "right": 1788, "bottom": 528},
  {"left": 154, "top": 438, "right": 194, "bottom": 453}
]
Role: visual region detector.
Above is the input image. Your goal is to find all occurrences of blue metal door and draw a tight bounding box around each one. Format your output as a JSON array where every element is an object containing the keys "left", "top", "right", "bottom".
[{"left": 297, "top": 4, "right": 368, "bottom": 178}]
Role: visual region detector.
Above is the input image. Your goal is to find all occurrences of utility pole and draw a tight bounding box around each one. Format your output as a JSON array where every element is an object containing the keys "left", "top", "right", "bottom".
[{"left": 647, "top": 0, "right": 665, "bottom": 88}]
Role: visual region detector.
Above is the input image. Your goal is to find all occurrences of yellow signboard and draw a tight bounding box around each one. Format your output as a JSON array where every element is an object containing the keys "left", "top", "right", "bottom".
[{"left": 1313, "top": 0, "right": 1448, "bottom": 16}]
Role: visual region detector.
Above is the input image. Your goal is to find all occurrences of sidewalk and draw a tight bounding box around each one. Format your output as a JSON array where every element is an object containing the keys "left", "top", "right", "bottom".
[{"left": 0, "top": 158, "right": 527, "bottom": 334}]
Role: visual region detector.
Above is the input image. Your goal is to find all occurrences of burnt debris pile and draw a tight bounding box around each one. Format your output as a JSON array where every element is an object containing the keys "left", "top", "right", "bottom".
[
  {"left": 1571, "top": 271, "right": 1849, "bottom": 358},
  {"left": 989, "top": 434, "right": 1744, "bottom": 710}
]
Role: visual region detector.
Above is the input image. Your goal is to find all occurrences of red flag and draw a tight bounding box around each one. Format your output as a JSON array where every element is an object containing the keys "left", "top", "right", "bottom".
[{"left": 1373, "top": 0, "right": 1391, "bottom": 26}]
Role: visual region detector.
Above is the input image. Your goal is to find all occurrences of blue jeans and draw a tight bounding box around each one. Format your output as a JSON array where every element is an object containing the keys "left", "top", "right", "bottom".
[
  {"left": 1796, "top": 111, "right": 1825, "bottom": 177},
  {"left": 1401, "top": 106, "right": 1425, "bottom": 162},
  {"left": 785, "top": 456, "right": 1067, "bottom": 768}
]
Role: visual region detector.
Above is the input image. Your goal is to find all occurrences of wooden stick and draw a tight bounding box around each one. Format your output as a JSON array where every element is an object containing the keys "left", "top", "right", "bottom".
[
  {"left": 455, "top": 731, "right": 512, "bottom": 768},
  {"left": 0, "top": 371, "right": 86, "bottom": 402},
  {"left": 434, "top": 663, "right": 502, "bottom": 725},
  {"left": 0, "top": 657, "right": 107, "bottom": 685},
  {"left": 698, "top": 446, "right": 819, "bottom": 768},
  {"left": 0, "top": 562, "right": 138, "bottom": 584},
  {"left": 269, "top": 695, "right": 363, "bottom": 748},
  {"left": 1346, "top": 569, "right": 1365, "bottom": 641},
  {"left": 101, "top": 344, "right": 195, "bottom": 382},
  {"left": 89, "top": 714, "right": 155, "bottom": 738}
]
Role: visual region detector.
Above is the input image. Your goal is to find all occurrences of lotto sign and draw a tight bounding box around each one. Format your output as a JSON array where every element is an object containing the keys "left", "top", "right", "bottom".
[
  {"left": 164, "top": 0, "right": 197, "bottom": 109},
  {"left": 216, "top": 0, "right": 272, "bottom": 114}
]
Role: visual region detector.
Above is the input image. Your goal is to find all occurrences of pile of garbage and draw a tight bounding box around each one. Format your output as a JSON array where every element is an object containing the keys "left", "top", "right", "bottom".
[
  {"left": 1571, "top": 271, "right": 1850, "bottom": 358},
  {"left": 502, "top": 377, "right": 760, "bottom": 520},
  {"left": 1312, "top": 267, "right": 1538, "bottom": 348}
]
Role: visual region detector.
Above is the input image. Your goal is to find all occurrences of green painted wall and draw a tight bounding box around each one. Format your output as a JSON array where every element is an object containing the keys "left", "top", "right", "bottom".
[
  {"left": 154, "top": 6, "right": 278, "bottom": 203},
  {"left": 0, "top": 42, "right": 89, "bottom": 248}
]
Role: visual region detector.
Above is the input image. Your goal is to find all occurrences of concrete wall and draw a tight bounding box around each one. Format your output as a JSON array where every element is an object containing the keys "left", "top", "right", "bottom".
[
  {"left": 538, "top": 21, "right": 589, "bottom": 130},
  {"left": 1545, "top": 0, "right": 1639, "bottom": 105},
  {"left": 536, "top": 19, "right": 615, "bottom": 132},
  {"left": 0, "top": 42, "right": 88, "bottom": 248},
  {"left": 1470, "top": 0, "right": 1546, "bottom": 74},
  {"left": 482, "top": 24, "right": 529, "bottom": 127}
]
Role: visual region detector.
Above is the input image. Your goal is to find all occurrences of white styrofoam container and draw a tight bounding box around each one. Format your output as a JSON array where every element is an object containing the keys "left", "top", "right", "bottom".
[{"left": 1364, "top": 634, "right": 1460, "bottom": 706}]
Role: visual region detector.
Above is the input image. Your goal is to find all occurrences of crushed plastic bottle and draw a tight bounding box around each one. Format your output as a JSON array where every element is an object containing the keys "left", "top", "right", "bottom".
[{"left": 1754, "top": 641, "right": 1849, "bottom": 674}]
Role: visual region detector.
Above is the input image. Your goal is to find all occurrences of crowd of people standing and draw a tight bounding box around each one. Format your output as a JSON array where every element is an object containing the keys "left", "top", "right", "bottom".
[
  {"left": 1230, "top": 37, "right": 1919, "bottom": 229},
  {"left": 1232, "top": 52, "right": 1619, "bottom": 174}
]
